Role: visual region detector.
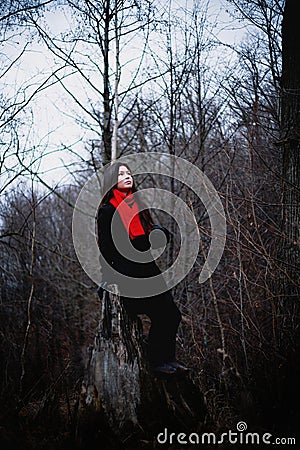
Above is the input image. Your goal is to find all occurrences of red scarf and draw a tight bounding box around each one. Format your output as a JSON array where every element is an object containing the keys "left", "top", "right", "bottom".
[{"left": 109, "top": 189, "right": 148, "bottom": 239}]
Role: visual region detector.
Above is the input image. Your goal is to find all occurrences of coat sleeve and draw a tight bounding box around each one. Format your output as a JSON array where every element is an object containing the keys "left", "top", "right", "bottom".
[{"left": 151, "top": 224, "right": 171, "bottom": 246}]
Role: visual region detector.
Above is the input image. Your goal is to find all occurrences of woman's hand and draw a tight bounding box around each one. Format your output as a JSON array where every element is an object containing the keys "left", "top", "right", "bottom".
[{"left": 97, "top": 281, "right": 108, "bottom": 300}]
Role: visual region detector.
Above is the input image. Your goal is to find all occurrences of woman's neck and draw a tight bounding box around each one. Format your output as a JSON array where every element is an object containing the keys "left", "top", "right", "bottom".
[{"left": 115, "top": 188, "right": 131, "bottom": 196}]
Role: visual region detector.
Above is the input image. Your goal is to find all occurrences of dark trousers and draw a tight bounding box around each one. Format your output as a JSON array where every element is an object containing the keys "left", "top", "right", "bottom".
[{"left": 122, "top": 290, "right": 182, "bottom": 366}]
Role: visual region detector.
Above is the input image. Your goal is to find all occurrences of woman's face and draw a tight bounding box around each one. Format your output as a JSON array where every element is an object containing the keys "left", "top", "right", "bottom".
[{"left": 117, "top": 165, "right": 133, "bottom": 192}]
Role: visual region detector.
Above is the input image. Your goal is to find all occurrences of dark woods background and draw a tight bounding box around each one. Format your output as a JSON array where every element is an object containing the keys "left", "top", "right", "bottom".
[{"left": 0, "top": 0, "right": 299, "bottom": 448}]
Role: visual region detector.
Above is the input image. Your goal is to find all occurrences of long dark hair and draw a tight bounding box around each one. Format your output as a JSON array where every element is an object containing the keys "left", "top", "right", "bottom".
[{"left": 99, "top": 161, "right": 154, "bottom": 232}]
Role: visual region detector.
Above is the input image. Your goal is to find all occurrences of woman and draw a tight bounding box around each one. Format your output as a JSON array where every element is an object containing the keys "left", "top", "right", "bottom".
[{"left": 96, "top": 162, "right": 187, "bottom": 375}]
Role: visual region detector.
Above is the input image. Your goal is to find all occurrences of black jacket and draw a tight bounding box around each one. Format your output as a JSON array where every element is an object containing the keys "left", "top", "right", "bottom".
[{"left": 97, "top": 203, "right": 169, "bottom": 296}]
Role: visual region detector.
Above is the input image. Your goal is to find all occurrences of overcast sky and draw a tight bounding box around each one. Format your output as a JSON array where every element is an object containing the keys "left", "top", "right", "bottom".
[{"left": 2, "top": 0, "right": 246, "bottom": 188}]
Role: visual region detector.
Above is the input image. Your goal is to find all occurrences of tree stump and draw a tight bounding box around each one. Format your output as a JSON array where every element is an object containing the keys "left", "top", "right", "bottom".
[{"left": 76, "top": 285, "right": 207, "bottom": 449}]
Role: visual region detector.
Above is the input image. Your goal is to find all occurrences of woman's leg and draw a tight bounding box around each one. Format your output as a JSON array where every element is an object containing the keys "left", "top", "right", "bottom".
[{"left": 122, "top": 291, "right": 181, "bottom": 366}]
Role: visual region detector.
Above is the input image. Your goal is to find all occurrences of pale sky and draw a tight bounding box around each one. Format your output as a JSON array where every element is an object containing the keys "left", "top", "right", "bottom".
[{"left": 1, "top": 0, "right": 245, "bottom": 189}]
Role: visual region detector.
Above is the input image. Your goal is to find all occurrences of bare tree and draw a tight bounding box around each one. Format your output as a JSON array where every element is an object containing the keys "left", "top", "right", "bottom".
[{"left": 279, "top": 0, "right": 300, "bottom": 307}]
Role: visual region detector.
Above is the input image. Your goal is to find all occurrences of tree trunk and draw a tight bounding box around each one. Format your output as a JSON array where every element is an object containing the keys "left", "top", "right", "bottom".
[
  {"left": 102, "top": 0, "right": 112, "bottom": 164},
  {"left": 111, "top": 0, "right": 120, "bottom": 162},
  {"left": 76, "top": 285, "right": 207, "bottom": 449},
  {"left": 280, "top": 0, "right": 300, "bottom": 302}
]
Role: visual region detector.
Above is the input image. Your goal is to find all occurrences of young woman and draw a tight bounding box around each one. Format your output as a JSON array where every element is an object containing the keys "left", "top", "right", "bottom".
[{"left": 96, "top": 162, "right": 187, "bottom": 375}]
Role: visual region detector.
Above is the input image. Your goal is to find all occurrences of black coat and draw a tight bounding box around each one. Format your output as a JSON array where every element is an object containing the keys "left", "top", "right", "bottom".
[{"left": 97, "top": 203, "right": 169, "bottom": 297}]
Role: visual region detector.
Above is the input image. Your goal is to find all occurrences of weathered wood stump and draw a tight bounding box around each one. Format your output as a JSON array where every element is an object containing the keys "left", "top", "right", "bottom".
[{"left": 76, "top": 285, "right": 207, "bottom": 449}]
